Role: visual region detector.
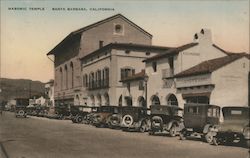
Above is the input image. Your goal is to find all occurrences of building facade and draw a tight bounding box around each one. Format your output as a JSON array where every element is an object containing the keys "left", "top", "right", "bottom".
[
  {"left": 48, "top": 15, "right": 249, "bottom": 109},
  {"left": 48, "top": 14, "right": 155, "bottom": 106},
  {"left": 142, "top": 29, "right": 249, "bottom": 109}
]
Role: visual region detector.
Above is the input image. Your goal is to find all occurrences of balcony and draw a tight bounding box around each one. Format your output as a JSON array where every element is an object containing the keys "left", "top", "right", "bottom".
[
  {"left": 87, "top": 79, "right": 109, "bottom": 90},
  {"left": 162, "top": 68, "right": 174, "bottom": 79}
]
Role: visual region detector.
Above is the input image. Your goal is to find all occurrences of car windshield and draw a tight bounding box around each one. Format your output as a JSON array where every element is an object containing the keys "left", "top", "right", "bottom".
[
  {"left": 223, "top": 107, "right": 249, "bottom": 120},
  {"left": 207, "top": 107, "right": 220, "bottom": 117}
]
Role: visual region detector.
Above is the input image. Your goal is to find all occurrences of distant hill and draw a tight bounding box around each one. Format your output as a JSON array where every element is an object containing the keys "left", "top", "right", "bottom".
[{"left": 0, "top": 78, "right": 45, "bottom": 102}]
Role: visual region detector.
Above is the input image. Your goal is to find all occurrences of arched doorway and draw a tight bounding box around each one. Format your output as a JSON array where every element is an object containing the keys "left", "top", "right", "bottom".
[
  {"left": 151, "top": 95, "right": 160, "bottom": 105},
  {"left": 96, "top": 94, "right": 102, "bottom": 106},
  {"left": 125, "top": 96, "right": 132, "bottom": 107},
  {"left": 138, "top": 96, "right": 146, "bottom": 108},
  {"left": 75, "top": 94, "right": 80, "bottom": 105},
  {"left": 118, "top": 95, "right": 122, "bottom": 107},
  {"left": 90, "top": 95, "right": 95, "bottom": 106},
  {"left": 104, "top": 93, "right": 110, "bottom": 106},
  {"left": 166, "top": 94, "right": 178, "bottom": 106}
]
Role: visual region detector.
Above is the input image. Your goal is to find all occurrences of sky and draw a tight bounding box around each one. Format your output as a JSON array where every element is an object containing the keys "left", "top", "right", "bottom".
[{"left": 0, "top": 0, "right": 249, "bottom": 83}]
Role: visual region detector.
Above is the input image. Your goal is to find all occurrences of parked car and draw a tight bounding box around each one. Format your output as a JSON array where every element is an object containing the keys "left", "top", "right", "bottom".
[
  {"left": 71, "top": 105, "right": 92, "bottom": 123},
  {"left": 54, "top": 104, "right": 71, "bottom": 120},
  {"left": 92, "top": 106, "right": 120, "bottom": 127},
  {"left": 179, "top": 103, "right": 220, "bottom": 143},
  {"left": 84, "top": 107, "right": 100, "bottom": 124},
  {"left": 15, "top": 106, "right": 27, "bottom": 118},
  {"left": 149, "top": 105, "right": 184, "bottom": 137},
  {"left": 212, "top": 106, "right": 250, "bottom": 147},
  {"left": 108, "top": 107, "right": 124, "bottom": 129},
  {"left": 121, "top": 106, "right": 151, "bottom": 132}
]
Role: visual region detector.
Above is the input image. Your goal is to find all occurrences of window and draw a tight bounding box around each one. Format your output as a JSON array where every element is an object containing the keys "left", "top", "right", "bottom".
[
  {"left": 125, "top": 50, "right": 130, "bottom": 54},
  {"left": 84, "top": 74, "right": 88, "bottom": 87},
  {"left": 188, "top": 107, "right": 200, "bottom": 114},
  {"left": 152, "top": 62, "right": 157, "bottom": 72},
  {"left": 121, "top": 68, "right": 135, "bottom": 80},
  {"left": 139, "top": 80, "right": 144, "bottom": 90},
  {"left": 146, "top": 52, "right": 150, "bottom": 56},
  {"left": 70, "top": 62, "right": 74, "bottom": 88},
  {"left": 99, "top": 41, "right": 104, "bottom": 48},
  {"left": 114, "top": 24, "right": 124, "bottom": 35}
]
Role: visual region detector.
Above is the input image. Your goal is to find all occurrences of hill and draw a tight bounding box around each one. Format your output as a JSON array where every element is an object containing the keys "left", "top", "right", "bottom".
[{"left": 0, "top": 78, "right": 45, "bottom": 102}]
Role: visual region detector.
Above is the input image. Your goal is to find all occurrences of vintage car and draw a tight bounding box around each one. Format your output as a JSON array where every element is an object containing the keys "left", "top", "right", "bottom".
[
  {"left": 15, "top": 106, "right": 27, "bottom": 118},
  {"left": 71, "top": 105, "right": 92, "bottom": 123},
  {"left": 149, "top": 105, "right": 184, "bottom": 137},
  {"left": 212, "top": 106, "right": 250, "bottom": 147},
  {"left": 54, "top": 104, "right": 71, "bottom": 120},
  {"left": 120, "top": 106, "right": 151, "bottom": 132},
  {"left": 84, "top": 107, "right": 100, "bottom": 124},
  {"left": 179, "top": 103, "right": 220, "bottom": 143},
  {"left": 92, "top": 106, "right": 120, "bottom": 127}
]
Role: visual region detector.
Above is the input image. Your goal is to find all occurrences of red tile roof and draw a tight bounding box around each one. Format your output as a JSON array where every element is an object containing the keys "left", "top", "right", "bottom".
[
  {"left": 143, "top": 43, "right": 198, "bottom": 62},
  {"left": 175, "top": 54, "right": 247, "bottom": 78}
]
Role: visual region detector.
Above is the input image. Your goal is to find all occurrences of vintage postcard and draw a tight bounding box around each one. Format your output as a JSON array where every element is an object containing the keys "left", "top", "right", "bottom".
[{"left": 0, "top": 0, "right": 249, "bottom": 158}]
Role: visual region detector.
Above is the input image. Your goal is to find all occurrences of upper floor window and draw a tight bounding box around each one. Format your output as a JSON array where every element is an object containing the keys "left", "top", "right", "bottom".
[
  {"left": 121, "top": 67, "right": 135, "bottom": 80},
  {"left": 152, "top": 62, "right": 157, "bottom": 72},
  {"left": 114, "top": 24, "right": 124, "bottom": 35},
  {"left": 99, "top": 41, "right": 104, "bottom": 48}
]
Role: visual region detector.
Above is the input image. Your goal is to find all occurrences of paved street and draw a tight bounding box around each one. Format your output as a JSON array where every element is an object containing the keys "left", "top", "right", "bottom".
[{"left": 0, "top": 112, "right": 249, "bottom": 158}]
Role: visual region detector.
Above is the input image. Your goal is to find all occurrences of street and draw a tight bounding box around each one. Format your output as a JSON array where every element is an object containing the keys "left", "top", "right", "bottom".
[{"left": 0, "top": 112, "right": 249, "bottom": 158}]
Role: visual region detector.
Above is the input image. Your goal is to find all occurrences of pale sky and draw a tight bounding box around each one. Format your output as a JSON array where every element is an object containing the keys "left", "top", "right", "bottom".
[{"left": 0, "top": 0, "right": 249, "bottom": 82}]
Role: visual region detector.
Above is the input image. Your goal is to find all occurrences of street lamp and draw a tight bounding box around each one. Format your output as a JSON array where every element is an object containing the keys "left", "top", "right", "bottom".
[{"left": 144, "top": 75, "right": 149, "bottom": 108}]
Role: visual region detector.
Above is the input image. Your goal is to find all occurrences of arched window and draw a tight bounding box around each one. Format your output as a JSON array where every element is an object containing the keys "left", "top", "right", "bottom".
[
  {"left": 60, "top": 67, "right": 63, "bottom": 90},
  {"left": 64, "top": 65, "right": 68, "bottom": 89},
  {"left": 138, "top": 96, "right": 146, "bottom": 108},
  {"left": 83, "top": 74, "right": 88, "bottom": 87},
  {"left": 151, "top": 95, "right": 160, "bottom": 105},
  {"left": 167, "top": 94, "right": 178, "bottom": 106},
  {"left": 70, "top": 62, "right": 74, "bottom": 88}
]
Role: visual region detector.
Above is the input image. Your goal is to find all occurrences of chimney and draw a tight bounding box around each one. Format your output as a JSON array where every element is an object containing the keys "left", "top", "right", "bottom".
[{"left": 193, "top": 28, "right": 212, "bottom": 44}]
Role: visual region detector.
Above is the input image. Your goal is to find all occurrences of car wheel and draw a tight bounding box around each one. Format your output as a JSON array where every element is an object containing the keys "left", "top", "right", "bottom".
[
  {"left": 149, "top": 130, "right": 155, "bottom": 135},
  {"left": 169, "top": 124, "right": 177, "bottom": 137},
  {"left": 205, "top": 132, "right": 214, "bottom": 144},
  {"left": 179, "top": 130, "right": 187, "bottom": 140},
  {"left": 213, "top": 136, "right": 219, "bottom": 146},
  {"left": 245, "top": 139, "right": 250, "bottom": 148},
  {"left": 77, "top": 116, "right": 83, "bottom": 123},
  {"left": 139, "top": 121, "right": 147, "bottom": 133}
]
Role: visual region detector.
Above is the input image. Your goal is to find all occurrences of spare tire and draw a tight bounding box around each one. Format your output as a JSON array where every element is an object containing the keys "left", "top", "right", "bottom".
[
  {"left": 151, "top": 116, "right": 163, "bottom": 128},
  {"left": 122, "top": 115, "right": 133, "bottom": 127},
  {"left": 18, "top": 110, "right": 25, "bottom": 116}
]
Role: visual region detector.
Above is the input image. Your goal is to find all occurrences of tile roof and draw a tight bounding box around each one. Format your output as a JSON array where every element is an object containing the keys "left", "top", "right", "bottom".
[
  {"left": 80, "top": 43, "right": 172, "bottom": 61},
  {"left": 120, "top": 70, "right": 146, "bottom": 82},
  {"left": 175, "top": 54, "right": 247, "bottom": 78},
  {"left": 143, "top": 43, "right": 199, "bottom": 62},
  {"left": 47, "top": 14, "right": 152, "bottom": 55}
]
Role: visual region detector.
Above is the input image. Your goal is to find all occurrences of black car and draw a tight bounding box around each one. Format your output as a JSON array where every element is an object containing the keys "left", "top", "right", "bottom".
[
  {"left": 180, "top": 103, "right": 220, "bottom": 143},
  {"left": 54, "top": 104, "right": 71, "bottom": 120},
  {"left": 149, "top": 105, "right": 184, "bottom": 137},
  {"left": 15, "top": 106, "right": 27, "bottom": 118},
  {"left": 71, "top": 105, "right": 92, "bottom": 123},
  {"left": 213, "top": 106, "right": 250, "bottom": 147},
  {"left": 120, "top": 106, "right": 150, "bottom": 132},
  {"left": 92, "top": 106, "right": 120, "bottom": 127}
]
